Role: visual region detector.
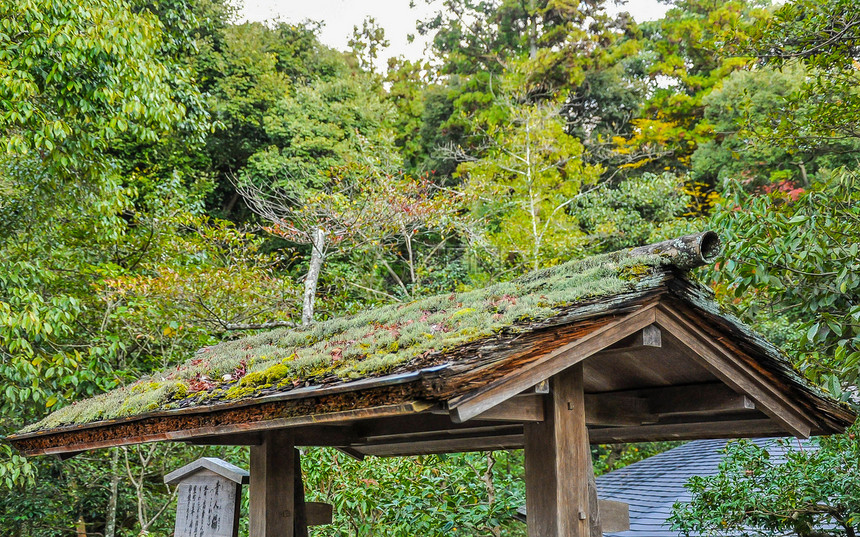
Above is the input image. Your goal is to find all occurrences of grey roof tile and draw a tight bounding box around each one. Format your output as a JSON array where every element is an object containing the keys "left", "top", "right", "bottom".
[{"left": 596, "top": 437, "right": 807, "bottom": 537}]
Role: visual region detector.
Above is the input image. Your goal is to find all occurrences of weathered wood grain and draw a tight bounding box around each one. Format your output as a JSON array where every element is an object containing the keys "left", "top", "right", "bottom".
[
  {"left": 588, "top": 418, "right": 784, "bottom": 443},
  {"left": 250, "top": 431, "right": 295, "bottom": 537},
  {"left": 524, "top": 364, "right": 592, "bottom": 537},
  {"left": 656, "top": 307, "right": 815, "bottom": 437},
  {"left": 449, "top": 305, "right": 658, "bottom": 423}
]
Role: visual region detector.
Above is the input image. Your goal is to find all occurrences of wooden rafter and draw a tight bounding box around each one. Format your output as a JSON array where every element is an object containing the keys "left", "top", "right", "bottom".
[
  {"left": 448, "top": 304, "right": 659, "bottom": 423},
  {"left": 654, "top": 306, "right": 816, "bottom": 438}
]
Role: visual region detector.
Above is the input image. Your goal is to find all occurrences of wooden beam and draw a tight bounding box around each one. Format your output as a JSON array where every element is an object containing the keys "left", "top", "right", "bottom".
[
  {"left": 587, "top": 460, "right": 601, "bottom": 537},
  {"left": 189, "top": 433, "right": 263, "bottom": 446},
  {"left": 524, "top": 363, "right": 592, "bottom": 537},
  {"left": 581, "top": 382, "right": 757, "bottom": 427},
  {"left": 355, "top": 414, "right": 517, "bottom": 442},
  {"left": 52, "top": 451, "right": 83, "bottom": 461},
  {"left": 356, "top": 434, "right": 524, "bottom": 457},
  {"left": 587, "top": 418, "right": 784, "bottom": 444},
  {"left": 602, "top": 325, "right": 662, "bottom": 352},
  {"left": 655, "top": 307, "right": 815, "bottom": 438},
  {"left": 22, "top": 402, "right": 437, "bottom": 457},
  {"left": 359, "top": 424, "right": 522, "bottom": 446},
  {"left": 645, "top": 383, "right": 755, "bottom": 416},
  {"left": 449, "top": 305, "right": 658, "bottom": 423},
  {"left": 583, "top": 393, "right": 650, "bottom": 426},
  {"left": 250, "top": 431, "right": 295, "bottom": 537},
  {"left": 335, "top": 447, "right": 365, "bottom": 461},
  {"left": 471, "top": 393, "right": 545, "bottom": 422},
  {"left": 457, "top": 384, "right": 753, "bottom": 428}
]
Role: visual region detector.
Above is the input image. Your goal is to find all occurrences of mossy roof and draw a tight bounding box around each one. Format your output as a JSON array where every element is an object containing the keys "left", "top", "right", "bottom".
[{"left": 24, "top": 246, "right": 679, "bottom": 433}]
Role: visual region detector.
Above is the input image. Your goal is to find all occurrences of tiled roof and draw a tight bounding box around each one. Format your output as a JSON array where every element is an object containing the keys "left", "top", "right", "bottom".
[{"left": 597, "top": 438, "right": 808, "bottom": 537}]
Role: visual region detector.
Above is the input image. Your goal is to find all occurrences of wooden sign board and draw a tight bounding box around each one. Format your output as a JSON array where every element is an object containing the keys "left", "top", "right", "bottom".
[{"left": 165, "top": 458, "right": 250, "bottom": 537}]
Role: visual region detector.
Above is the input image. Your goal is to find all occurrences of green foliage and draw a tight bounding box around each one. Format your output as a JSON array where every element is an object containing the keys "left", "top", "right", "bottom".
[
  {"left": 243, "top": 76, "right": 397, "bottom": 194},
  {"left": 304, "top": 449, "right": 523, "bottom": 536},
  {"left": 693, "top": 65, "right": 806, "bottom": 187},
  {"left": 458, "top": 97, "right": 602, "bottom": 270},
  {"left": 573, "top": 172, "right": 700, "bottom": 253},
  {"left": 710, "top": 169, "right": 860, "bottom": 396},
  {"left": 6, "top": 0, "right": 860, "bottom": 534},
  {"left": 693, "top": 64, "right": 860, "bottom": 189},
  {"left": 740, "top": 0, "right": 860, "bottom": 151},
  {"left": 349, "top": 16, "right": 390, "bottom": 73},
  {"left": 670, "top": 422, "right": 860, "bottom": 537},
  {"left": 0, "top": 0, "right": 202, "bottom": 171},
  {"left": 418, "top": 0, "right": 625, "bottom": 89},
  {"left": 615, "top": 0, "right": 767, "bottom": 175}
]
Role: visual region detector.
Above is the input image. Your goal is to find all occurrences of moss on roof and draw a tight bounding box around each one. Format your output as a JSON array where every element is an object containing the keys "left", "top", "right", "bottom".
[{"left": 25, "top": 249, "right": 677, "bottom": 433}]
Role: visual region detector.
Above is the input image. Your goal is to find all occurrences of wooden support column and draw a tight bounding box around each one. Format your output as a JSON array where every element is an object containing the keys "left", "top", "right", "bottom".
[
  {"left": 250, "top": 430, "right": 297, "bottom": 537},
  {"left": 524, "top": 363, "right": 595, "bottom": 537},
  {"left": 293, "top": 449, "right": 308, "bottom": 537}
]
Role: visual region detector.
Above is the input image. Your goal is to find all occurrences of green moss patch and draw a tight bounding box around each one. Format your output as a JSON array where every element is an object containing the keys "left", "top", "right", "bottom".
[{"left": 25, "top": 250, "right": 672, "bottom": 433}]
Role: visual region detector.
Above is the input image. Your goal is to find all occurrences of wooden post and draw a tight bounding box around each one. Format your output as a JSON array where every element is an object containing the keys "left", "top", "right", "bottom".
[
  {"left": 524, "top": 364, "right": 593, "bottom": 537},
  {"left": 250, "top": 431, "right": 296, "bottom": 537},
  {"left": 293, "top": 448, "right": 308, "bottom": 537},
  {"left": 587, "top": 461, "right": 602, "bottom": 537}
]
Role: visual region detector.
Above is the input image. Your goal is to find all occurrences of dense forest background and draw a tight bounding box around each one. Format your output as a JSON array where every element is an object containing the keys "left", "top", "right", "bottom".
[{"left": 1, "top": 0, "right": 858, "bottom": 535}]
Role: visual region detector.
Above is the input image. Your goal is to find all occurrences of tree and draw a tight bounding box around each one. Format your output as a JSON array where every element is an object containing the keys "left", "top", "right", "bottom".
[
  {"left": 456, "top": 96, "right": 603, "bottom": 270},
  {"left": 613, "top": 0, "right": 767, "bottom": 176},
  {"left": 349, "top": 16, "right": 391, "bottom": 73},
  {"left": 241, "top": 161, "right": 457, "bottom": 321},
  {"left": 197, "top": 20, "right": 327, "bottom": 217},
  {"left": 572, "top": 172, "right": 700, "bottom": 254},
  {"left": 709, "top": 169, "right": 860, "bottom": 397},
  {"left": 670, "top": 422, "right": 860, "bottom": 537},
  {"left": 692, "top": 65, "right": 810, "bottom": 188},
  {"left": 0, "top": 0, "right": 211, "bottom": 491},
  {"left": 417, "top": 0, "right": 625, "bottom": 86},
  {"left": 0, "top": 0, "right": 202, "bottom": 177},
  {"left": 740, "top": 0, "right": 860, "bottom": 150},
  {"left": 236, "top": 67, "right": 399, "bottom": 323}
]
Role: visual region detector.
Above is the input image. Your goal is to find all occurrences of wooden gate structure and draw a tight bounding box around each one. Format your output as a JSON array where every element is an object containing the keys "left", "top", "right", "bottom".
[{"left": 8, "top": 233, "right": 855, "bottom": 537}]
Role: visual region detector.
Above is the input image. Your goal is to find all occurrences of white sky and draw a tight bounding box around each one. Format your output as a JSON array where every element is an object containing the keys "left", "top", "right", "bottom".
[{"left": 238, "top": 0, "right": 670, "bottom": 64}]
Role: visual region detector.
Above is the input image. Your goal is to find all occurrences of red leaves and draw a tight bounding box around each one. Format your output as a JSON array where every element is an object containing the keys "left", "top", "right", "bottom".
[
  {"left": 232, "top": 359, "right": 247, "bottom": 380},
  {"left": 489, "top": 294, "right": 517, "bottom": 308},
  {"left": 187, "top": 373, "right": 214, "bottom": 393},
  {"left": 761, "top": 180, "right": 805, "bottom": 201}
]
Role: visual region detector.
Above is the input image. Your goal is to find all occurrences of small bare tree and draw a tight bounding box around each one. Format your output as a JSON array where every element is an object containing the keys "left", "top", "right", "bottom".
[
  {"left": 122, "top": 444, "right": 180, "bottom": 536},
  {"left": 239, "top": 163, "right": 463, "bottom": 324},
  {"left": 238, "top": 169, "right": 380, "bottom": 325}
]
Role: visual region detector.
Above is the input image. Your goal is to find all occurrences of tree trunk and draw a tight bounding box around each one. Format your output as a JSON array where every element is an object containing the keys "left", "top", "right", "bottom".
[
  {"left": 482, "top": 452, "right": 500, "bottom": 537},
  {"left": 797, "top": 161, "right": 809, "bottom": 188},
  {"left": 75, "top": 517, "right": 87, "bottom": 537},
  {"left": 105, "top": 448, "right": 120, "bottom": 537},
  {"left": 302, "top": 227, "right": 326, "bottom": 326},
  {"left": 528, "top": 0, "right": 538, "bottom": 59}
]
